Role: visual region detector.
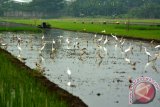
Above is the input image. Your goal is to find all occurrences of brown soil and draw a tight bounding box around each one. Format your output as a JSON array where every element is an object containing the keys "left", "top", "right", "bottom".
[{"left": 0, "top": 48, "right": 88, "bottom": 107}]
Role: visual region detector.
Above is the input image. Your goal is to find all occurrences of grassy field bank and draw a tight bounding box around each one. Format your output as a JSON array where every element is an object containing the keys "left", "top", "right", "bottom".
[
  {"left": 0, "top": 26, "right": 41, "bottom": 33},
  {"left": 0, "top": 48, "right": 87, "bottom": 107},
  {"left": 2, "top": 18, "right": 160, "bottom": 40}
]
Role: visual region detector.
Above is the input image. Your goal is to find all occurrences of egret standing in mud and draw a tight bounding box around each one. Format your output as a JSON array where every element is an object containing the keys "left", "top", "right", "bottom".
[
  {"left": 67, "top": 67, "right": 71, "bottom": 80},
  {"left": 121, "top": 39, "right": 125, "bottom": 46},
  {"left": 42, "top": 35, "right": 44, "bottom": 40},
  {"left": 66, "top": 38, "right": 70, "bottom": 49},
  {"left": 17, "top": 44, "right": 22, "bottom": 58},
  {"left": 125, "top": 58, "right": 131, "bottom": 64},
  {"left": 98, "top": 35, "right": 103, "bottom": 42},
  {"left": 39, "top": 42, "right": 46, "bottom": 55},
  {"left": 143, "top": 46, "right": 151, "bottom": 62},
  {"left": 50, "top": 39, "right": 56, "bottom": 58},
  {"left": 119, "top": 39, "right": 125, "bottom": 52},
  {"left": 41, "top": 35, "right": 45, "bottom": 45},
  {"left": 97, "top": 35, "right": 103, "bottom": 45},
  {"left": 58, "top": 35, "right": 63, "bottom": 44},
  {"left": 51, "top": 39, "right": 56, "bottom": 52},
  {"left": 124, "top": 44, "right": 133, "bottom": 57},
  {"left": 155, "top": 45, "right": 160, "bottom": 52},
  {"left": 103, "top": 36, "right": 109, "bottom": 45},
  {"left": 94, "top": 34, "right": 97, "bottom": 38},
  {"left": 111, "top": 33, "right": 118, "bottom": 41}
]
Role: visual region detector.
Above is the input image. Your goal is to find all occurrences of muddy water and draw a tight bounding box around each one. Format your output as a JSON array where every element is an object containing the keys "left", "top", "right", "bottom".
[{"left": 0, "top": 30, "right": 160, "bottom": 107}]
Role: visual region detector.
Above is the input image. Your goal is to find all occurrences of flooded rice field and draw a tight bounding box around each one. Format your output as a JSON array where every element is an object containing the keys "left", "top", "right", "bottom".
[{"left": 0, "top": 29, "right": 160, "bottom": 107}]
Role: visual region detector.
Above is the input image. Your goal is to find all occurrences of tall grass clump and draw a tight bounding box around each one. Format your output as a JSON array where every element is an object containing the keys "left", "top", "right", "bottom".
[{"left": 0, "top": 50, "right": 68, "bottom": 107}]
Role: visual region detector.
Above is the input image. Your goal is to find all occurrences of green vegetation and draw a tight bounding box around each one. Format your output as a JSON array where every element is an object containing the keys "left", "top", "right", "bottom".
[
  {"left": 68, "top": 0, "right": 160, "bottom": 18},
  {"left": 0, "top": 49, "right": 68, "bottom": 107},
  {"left": 0, "top": 27, "right": 41, "bottom": 32},
  {"left": 1, "top": 0, "right": 160, "bottom": 18},
  {"left": 0, "top": 26, "right": 41, "bottom": 32},
  {"left": 3, "top": 19, "right": 160, "bottom": 40}
]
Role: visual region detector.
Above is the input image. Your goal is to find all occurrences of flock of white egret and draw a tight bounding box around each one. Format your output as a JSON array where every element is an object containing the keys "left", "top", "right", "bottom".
[
  {"left": 0, "top": 32, "right": 160, "bottom": 86},
  {"left": 0, "top": 31, "right": 160, "bottom": 107}
]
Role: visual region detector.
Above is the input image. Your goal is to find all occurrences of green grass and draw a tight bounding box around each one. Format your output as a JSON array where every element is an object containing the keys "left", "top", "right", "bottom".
[
  {"left": 0, "top": 49, "right": 68, "bottom": 107},
  {"left": 2, "top": 18, "right": 160, "bottom": 40},
  {"left": 0, "top": 26, "right": 42, "bottom": 33}
]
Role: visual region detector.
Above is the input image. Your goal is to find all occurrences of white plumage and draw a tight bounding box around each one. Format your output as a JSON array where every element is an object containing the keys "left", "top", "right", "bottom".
[
  {"left": 97, "top": 35, "right": 103, "bottom": 42},
  {"left": 67, "top": 67, "right": 71, "bottom": 75},
  {"left": 155, "top": 45, "right": 160, "bottom": 49},
  {"left": 103, "top": 36, "right": 108, "bottom": 44},
  {"left": 125, "top": 58, "right": 131, "bottom": 64},
  {"left": 144, "top": 47, "right": 151, "bottom": 57},
  {"left": 66, "top": 38, "right": 70, "bottom": 44},
  {"left": 111, "top": 33, "right": 118, "bottom": 41},
  {"left": 52, "top": 39, "right": 56, "bottom": 44},
  {"left": 125, "top": 46, "right": 131, "bottom": 53}
]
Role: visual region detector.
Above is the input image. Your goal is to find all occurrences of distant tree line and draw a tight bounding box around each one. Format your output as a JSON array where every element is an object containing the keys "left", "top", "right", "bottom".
[
  {"left": 0, "top": 0, "right": 65, "bottom": 18},
  {"left": 0, "top": 0, "right": 160, "bottom": 18},
  {"left": 67, "top": 0, "right": 160, "bottom": 18}
]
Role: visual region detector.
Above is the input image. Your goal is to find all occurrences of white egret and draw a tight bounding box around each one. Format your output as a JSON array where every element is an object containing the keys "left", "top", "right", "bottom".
[
  {"left": 17, "top": 44, "right": 22, "bottom": 59},
  {"left": 103, "top": 47, "right": 107, "bottom": 53},
  {"left": 41, "top": 43, "right": 46, "bottom": 51},
  {"left": 41, "top": 35, "right": 45, "bottom": 44},
  {"left": 121, "top": 39, "right": 125, "bottom": 46},
  {"left": 42, "top": 35, "right": 44, "bottom": 40},
  {"left": 0, "top": 43, "right": 7, "bottom": 46},
  {"left": 66, "top": 38, "right": 70, "bottom": 49},
  {"left": 125, "top": 58, "right": 136, "bottom": 70},
  {"left": 119, "top": 37, "right": 123, "bottom": 43},
  {"left": 103, "top": 36, "right": 108, "bottom": 45},
  {"left": 50, "top": 39, "right": 56, "bottom": 57},
  {"left": 114, "top": 44, "right": 118, "bottom": 51},
  {"left": 67, "top": 67, "right": 71, "bottom": 80},
  {"left": 39, "top": 54, "right": 44, "bottom": 64},
  {"left": 155, "top": 45, "right": 160, "bottom": 49},
  {"left": 124, "top": 44, "right": 133, "bottom": 56},
  {"left": 125, "top": 46, "right": 131, "bottom": 53},
  {"left": 103, "top": 47, "right": 109, "bottom": 56},
  {"left": 67, "top": 81, "right": 76, "bottom": 87},
  {"left": 97, "top": 35, "right": 103, "bottom": 42},
  {"left": 67, "top": 81, "right": 71, "bottom": 87},
  {"left": 52, "top": 39, "right": 56, "bottom": 44},
  {"left": 143, "top": 47, "right": 151, "bottom": 62},
  {"left": 75, "top": 37, "right": 78, "bottom": 40},
  {"left": 59, "top": 35, "right": 63, "bottom": 38},
  {"left": 39, "top": 43, "right": 46, "bottom": 54},
  {"left": 17, "top": 44, "right": 22, "bottom": 54},
  {"left": 111, "top": 33, "right": 118, "bottom": 41},
  {"left": 125, "top": 58, "right": 131, "bottom": 64},
  {"left": 120, "top": 39, "right": 125, "bottom": 51}
]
